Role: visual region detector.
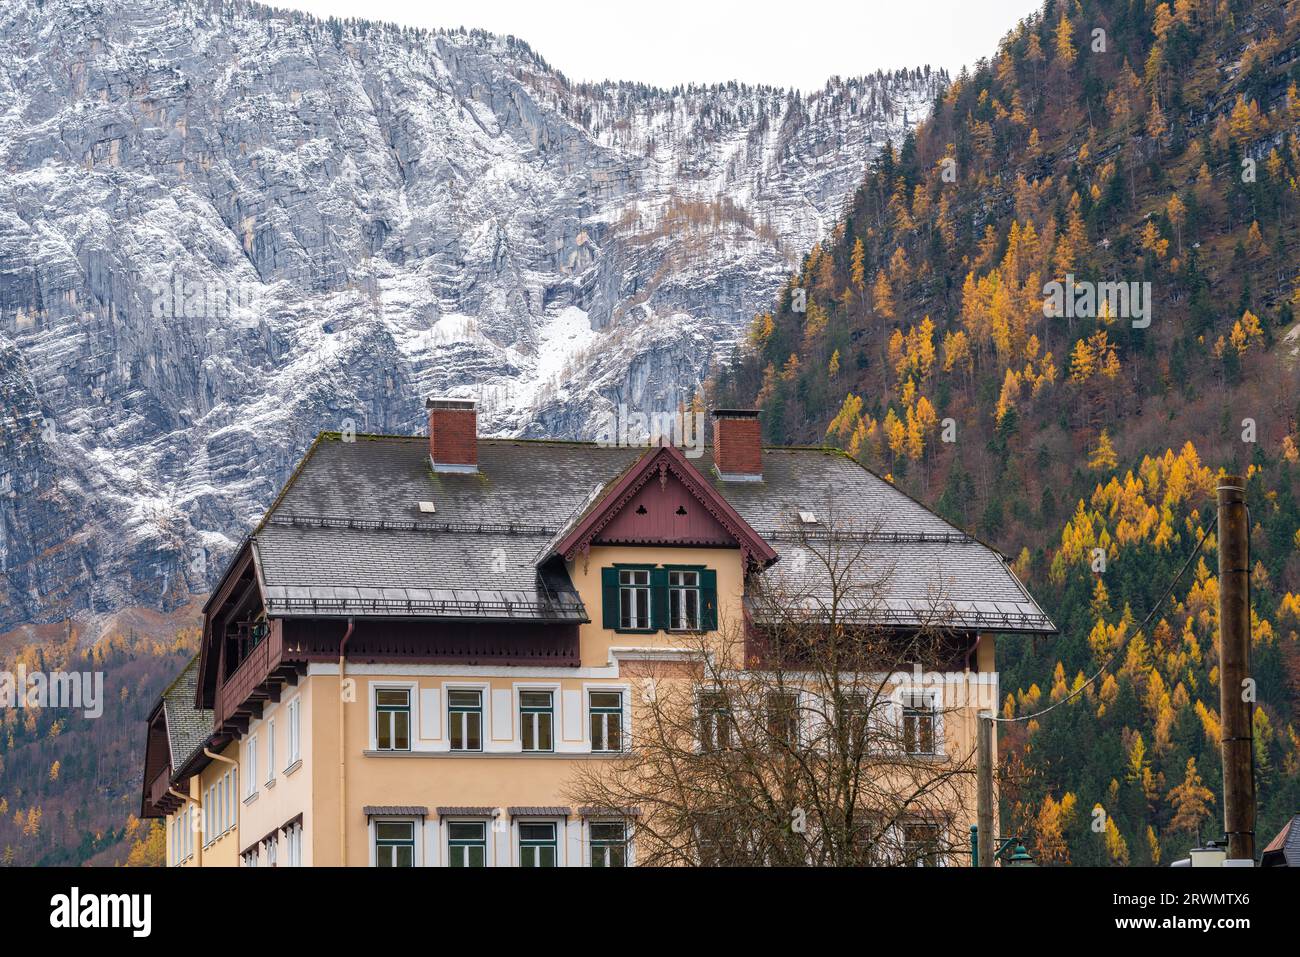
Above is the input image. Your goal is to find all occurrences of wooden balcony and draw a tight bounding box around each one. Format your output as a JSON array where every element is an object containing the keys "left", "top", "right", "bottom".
[
  {"left": 149, "top": 764, "right": 182, "bottom": 815},
  {"left": 215, "top": 620, "right": 298, "bottom": 732}
]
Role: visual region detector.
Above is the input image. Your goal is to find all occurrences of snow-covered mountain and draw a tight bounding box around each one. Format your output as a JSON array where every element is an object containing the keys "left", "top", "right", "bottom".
[{"left": 0, "top": 0, "right": 944, "bottom": 631}]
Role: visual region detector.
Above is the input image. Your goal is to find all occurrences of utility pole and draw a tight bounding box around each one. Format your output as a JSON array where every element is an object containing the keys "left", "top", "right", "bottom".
[
  {"left": 976, "top": 712, "right": 995, "bottom": 867},
  {"left": 1216, "top": 475, "right": 1255, "bottom": 862}
]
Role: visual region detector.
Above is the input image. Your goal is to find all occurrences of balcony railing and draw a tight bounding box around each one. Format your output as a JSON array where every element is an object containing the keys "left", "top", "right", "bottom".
[
  {"left": 216, "top": 620, "right": 283, "bottom": 727},
  {"left": 149, "top": 764, "right": 174, "bottom": 809}
]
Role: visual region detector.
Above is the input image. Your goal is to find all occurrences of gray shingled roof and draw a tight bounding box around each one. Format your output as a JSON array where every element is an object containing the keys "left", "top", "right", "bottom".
[
  {"left": 246, "top": 435, "right": 1054, "bottom": 634},
  {"left": 161, "top": 657, "right": 213, "bottom": 772},
  {"left": 1262, "top": 815, "right": 1300, "bottom": 866}
]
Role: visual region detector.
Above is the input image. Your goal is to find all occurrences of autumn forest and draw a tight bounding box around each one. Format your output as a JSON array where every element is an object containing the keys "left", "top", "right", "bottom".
[{"left": 713, "top": 0, "right": 1300, "bottom": 864}]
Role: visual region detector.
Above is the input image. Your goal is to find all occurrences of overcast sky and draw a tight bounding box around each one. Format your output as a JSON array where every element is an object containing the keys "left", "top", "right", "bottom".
[{"left": 270, "top": 0, "right": 1046, "bottom": 91}]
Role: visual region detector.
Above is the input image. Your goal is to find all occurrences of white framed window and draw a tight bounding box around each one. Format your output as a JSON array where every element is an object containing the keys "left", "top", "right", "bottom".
[
  {"left": 375, "top": 688, "right": 412, "bottom": 751},
  {"left": 283, "top": 820, "right": 303, "bottom": 866},
  {"left": 245, "top": 736, "right": 258, "bottom": 798},
  {"left": 218, "top": 770, "right": 227, "bottom": 830},
  {"left": 286, "top": 697, "right": 301, "bottom": 766},
  {"left": 266, "top": 717, "right": 276, "bottom": 784},
  {"left": 589, "top": 821, "right": 629, "bottom": 867},
  {"left": 374, "top": 820, "right": 416, "bottom": 867},
  {"left": 446, "top": 820, "right": 488, "bottom": 867},
  {"left": 668, "top": 569, "right": 701, "bottom": 630},
  {"left": 518, "top": 821, "right": 558, "bottom": 867},
  {"left": 448, "top": 689, "right": 483, "bottom": 752},
  {"left": 698, "top": 690, "right": 731, "bottom": 751},
  {"left": 901, "top": 691, "right": 939, "bottom": 755},
  {"left": 902, "top": 821, "right": 943, "bottom": 866},
  {"left": 618, "top": 568, "right": 652, "bottom": 630},
  {"left": 264, "top": 833, "right": 278, "bottom": 867},
  {"left": 589, "top": 690, "right": 623, "bottom": 752},
  {"left": 766, "top": 691, "right": 801, "bottom": 750},
  {"left": 520, "top": 690, "right": 554, "bottom": 752},
  {"left": 242, "top": 847, "right": 259, "bottom": 867},
  {"left": 840, "top": 692, "right": 872, "bottom": 755}
]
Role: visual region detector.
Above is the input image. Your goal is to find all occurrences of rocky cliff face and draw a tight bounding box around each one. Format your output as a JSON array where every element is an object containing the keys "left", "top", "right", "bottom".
[{"left": 0, "top": 0, "right": 944, "bottom": 630}]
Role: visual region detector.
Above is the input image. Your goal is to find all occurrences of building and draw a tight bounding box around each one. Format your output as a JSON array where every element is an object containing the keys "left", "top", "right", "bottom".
[
  {"left": 140, "top": 401, "right": 1055, "bottom": 866},
  {"left": 1261, "top": 815, "right": 1300, "bottom": 867}
]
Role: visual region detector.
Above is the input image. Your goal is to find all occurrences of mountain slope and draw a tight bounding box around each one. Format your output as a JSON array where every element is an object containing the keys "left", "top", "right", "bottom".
[
  {"left": 714, "top": 0, "right": 1300, "bottom": 864},
  {"left": 0, "top": 0, "right": 944, "bottom": 632}
]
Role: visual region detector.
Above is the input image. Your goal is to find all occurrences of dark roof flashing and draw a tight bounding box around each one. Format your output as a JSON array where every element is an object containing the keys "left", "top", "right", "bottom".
[
  {"left": 425, "top": 397, "right": 476, "bottom": 411},
  {"left": 428, "top": 455, "right": 479, "bottom": 475}
]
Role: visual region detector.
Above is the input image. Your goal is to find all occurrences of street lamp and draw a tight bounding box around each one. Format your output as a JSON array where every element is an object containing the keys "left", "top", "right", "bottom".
[{"left": 1006, "top": 843, "right": 1035, "bottom": 867}]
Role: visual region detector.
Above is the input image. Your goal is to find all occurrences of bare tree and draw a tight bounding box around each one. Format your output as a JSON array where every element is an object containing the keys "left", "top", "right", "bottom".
[{"left": 568, "top": 510, "right": 989, "bottom": 866}]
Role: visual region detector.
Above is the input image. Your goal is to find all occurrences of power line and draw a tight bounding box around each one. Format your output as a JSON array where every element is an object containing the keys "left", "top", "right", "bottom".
[{"left": 992, "top": 515, "right": 1217, "bottom": 725}]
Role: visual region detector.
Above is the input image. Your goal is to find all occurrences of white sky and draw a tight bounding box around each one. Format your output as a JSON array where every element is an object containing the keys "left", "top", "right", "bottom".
[{"left": 269, "top": 0, "right": 1046, "bottom": 91}]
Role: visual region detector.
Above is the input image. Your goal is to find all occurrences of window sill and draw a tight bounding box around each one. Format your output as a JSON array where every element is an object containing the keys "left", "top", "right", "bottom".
[
  {"left": 362, "top": 749, "right": 624, "bottom": 759},
  {"left": 243, "top": 791, "right": 260, "bottom": 806},
  {"left": 204, "top": 828, "right": 234, "bottom": 849},
  {"left": 265, "top": 778, "right": 276, "bottom": 790},
  {"left": 284, "top": 758, "right": 303, "bottom": 777}
]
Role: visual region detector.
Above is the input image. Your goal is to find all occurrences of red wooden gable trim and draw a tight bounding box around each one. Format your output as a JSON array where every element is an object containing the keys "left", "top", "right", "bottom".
[{"left": 550, "top": 443, "right": 778, "bottom": 567}]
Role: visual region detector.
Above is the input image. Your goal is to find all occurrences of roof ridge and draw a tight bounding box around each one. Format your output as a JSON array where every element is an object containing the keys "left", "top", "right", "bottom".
[
  {"left": 159, "top": 654, "right": 200, "bottom": 702},
  {"left": 309, "top": 430, "right": 848, "bottom": 452},
  {"left": 254, "top": 432, "right": 329, "bottom": 535}
]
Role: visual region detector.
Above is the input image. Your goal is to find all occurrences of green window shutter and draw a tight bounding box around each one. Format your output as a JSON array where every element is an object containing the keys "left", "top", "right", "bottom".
[
  {"left": 700, "top": 568, "right": 718, "bottom": 631},
  {"left": 650, "top": 567, "right": 669, "bottom": 632},
  {"left": 601, "top": 567, "right": 619, "bottom": 629}
]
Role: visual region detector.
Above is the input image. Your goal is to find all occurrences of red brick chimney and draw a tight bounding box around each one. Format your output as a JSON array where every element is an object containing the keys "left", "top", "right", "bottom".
[
  {"left": 712, "top": 409, "right": 763, "bottom": 482},
  {"left": 426, "top": 398, "right": 478, "bottom": 473}
]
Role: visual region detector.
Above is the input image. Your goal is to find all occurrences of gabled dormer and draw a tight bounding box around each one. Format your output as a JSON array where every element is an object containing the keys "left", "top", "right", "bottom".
[
  {"left": 547, "top": 443, "right": 778, "bottom": 568},
  {"left": 544, "top": 443, "right": 778, "bottom": 636}
]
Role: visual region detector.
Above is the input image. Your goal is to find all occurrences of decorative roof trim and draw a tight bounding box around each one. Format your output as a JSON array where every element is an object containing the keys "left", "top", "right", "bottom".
[{"left": 550, "top": 444, "right": 778, "bottom": 568}]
